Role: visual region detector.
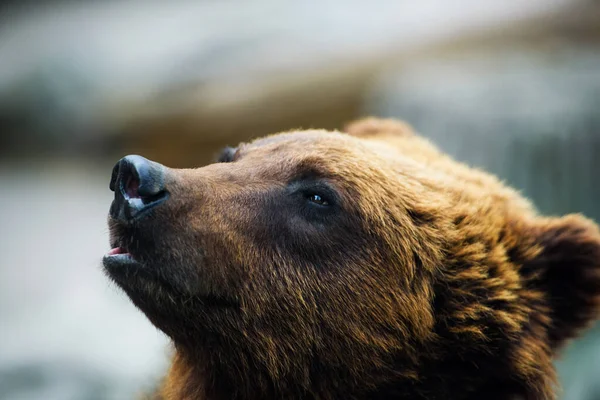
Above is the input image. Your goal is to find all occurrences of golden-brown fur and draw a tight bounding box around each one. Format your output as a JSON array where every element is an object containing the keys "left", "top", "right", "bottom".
[{"left": 105, "top": 118, "right": 600, "bottom": 400}]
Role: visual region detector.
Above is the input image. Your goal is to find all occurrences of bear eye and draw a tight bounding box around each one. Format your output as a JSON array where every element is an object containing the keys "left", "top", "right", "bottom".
[
  {"left": 289, "top": 180, "right": 338, "bottom": 213},
  {"left": 307, "top": 193, "right": 330, "bottom": 206},
  {"left": 216, "top": 146, "right": 238, "bottom": 163}
]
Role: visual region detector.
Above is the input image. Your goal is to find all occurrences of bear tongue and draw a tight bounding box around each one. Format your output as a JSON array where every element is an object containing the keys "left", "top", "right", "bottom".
[{"left": 108, "top": 247, "right": 126, "bottom": 256}]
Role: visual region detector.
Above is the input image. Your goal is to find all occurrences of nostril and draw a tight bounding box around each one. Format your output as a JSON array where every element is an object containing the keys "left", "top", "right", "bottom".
[
  {"left": 109, "top": 155, "right": 168, "bottom": 222},
  {"left": 121, "top": 155, "right": 165, "bottom": 198},
  {"left": 125, "top": 175, "right": 140, "bottom": 199}
]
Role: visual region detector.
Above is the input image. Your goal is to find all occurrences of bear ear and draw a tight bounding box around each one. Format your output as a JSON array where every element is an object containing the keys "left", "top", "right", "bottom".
[
  {"left": 525, "top": 214, "right": 600, "bottom": 350},
  {"left": 344, "top": 117, "right": 414, "bottom": 139}
]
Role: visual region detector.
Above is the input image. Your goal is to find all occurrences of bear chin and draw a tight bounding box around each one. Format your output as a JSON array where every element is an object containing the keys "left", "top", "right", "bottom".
[{"left": 103, "top": 253, "right": 241, "bottom": 347}]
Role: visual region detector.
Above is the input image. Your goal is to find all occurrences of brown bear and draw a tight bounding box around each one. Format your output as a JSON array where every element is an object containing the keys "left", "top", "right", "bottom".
[{"left": 103, "top": 118, "right": 600, "bottom": 400}]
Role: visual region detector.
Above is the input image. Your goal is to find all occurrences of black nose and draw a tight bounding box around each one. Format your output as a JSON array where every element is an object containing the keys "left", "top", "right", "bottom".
[{"left": 109, "top": 155, "right": 168, "bottom": 221}]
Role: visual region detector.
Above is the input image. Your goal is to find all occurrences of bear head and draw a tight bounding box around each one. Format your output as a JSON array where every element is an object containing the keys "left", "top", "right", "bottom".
[{"left": 104, "top": 118, "right": 600, "bottom": 400}]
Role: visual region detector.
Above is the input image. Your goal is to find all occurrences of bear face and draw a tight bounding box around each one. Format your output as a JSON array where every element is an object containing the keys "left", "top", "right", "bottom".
[{"left": 103, "top": 118, "right": 600, "bottom": 400}]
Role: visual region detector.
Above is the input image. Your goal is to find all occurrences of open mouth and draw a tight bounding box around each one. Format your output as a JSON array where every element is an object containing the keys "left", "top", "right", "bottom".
[{"left": 103, "top": 246, "right": 140, "bottom": 268}]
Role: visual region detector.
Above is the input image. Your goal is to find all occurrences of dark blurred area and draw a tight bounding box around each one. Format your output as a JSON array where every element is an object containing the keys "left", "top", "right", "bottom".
[{"left": 1, "top": 1, "right": 599, "bottom": 399}]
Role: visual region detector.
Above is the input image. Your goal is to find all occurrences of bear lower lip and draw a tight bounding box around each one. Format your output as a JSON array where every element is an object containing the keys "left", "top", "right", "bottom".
[{"left": 103, "top": 248, "right": 140, "bottom": 268}]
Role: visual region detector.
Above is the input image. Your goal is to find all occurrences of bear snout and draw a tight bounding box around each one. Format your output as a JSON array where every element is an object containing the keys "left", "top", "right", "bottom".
[{"left": 109, "top": 155, "right": 169, "bottom": 222}]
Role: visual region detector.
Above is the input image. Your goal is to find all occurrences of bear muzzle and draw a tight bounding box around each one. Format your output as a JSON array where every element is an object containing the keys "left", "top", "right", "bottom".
[
  {"left": 108, "top": 155, "right": 169, "bottom": 222},
  {"left": 104, "top": 155, "right": 171, "bottom": 271}
]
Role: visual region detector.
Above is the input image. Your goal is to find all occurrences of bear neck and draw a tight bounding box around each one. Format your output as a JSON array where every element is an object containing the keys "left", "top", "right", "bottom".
[
  {"left": 159, "top": 341, "right": 553, "bottom": 400},
  {"left": 160, "top": 343, "right": 462, "bottom": 400},
  {"left": 162, "top": 347, "right": 317, "bottom": 400}
]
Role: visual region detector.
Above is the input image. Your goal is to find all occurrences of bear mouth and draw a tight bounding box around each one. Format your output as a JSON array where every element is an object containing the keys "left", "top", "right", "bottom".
[
  {"left": 103, "top": 245, "right": 141, "bottom": 269},
  {"left": 103, "top": 240, "right": 241, "bottom": 309}
]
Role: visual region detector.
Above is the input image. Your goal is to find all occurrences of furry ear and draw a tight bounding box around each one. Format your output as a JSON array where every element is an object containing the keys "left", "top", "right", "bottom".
[
  {"left": 525, "top": 214, "right": 600, "bottom": 350},
  {"left": 344, "top": 117, "right": 414, "bottom": 138}
]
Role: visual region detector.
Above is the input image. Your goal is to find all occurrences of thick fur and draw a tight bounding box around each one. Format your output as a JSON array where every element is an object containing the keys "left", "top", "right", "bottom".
[{"left": 105, "top": 118, "right": 600, "bottom": 399}]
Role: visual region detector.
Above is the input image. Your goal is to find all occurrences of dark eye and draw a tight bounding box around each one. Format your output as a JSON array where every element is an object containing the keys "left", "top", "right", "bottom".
[
  {"left": 216, "top": 146, "right": 237, "bottom": 163},
  {"left": 307, "top": 193, "right": 330, "bottom": 206},
  {"left": 289, "top": 180, "right": 338, "bottom": 214}
]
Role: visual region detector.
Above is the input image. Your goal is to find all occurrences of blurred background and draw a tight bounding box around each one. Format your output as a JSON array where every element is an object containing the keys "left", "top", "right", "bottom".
[{"left": 0, "top": 0, "right": 599, "bottom": 399}]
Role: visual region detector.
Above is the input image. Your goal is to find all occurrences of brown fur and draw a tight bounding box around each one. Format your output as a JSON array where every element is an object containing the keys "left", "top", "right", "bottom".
[{"left": 105, "top": 118, "right": 600, "bottom": 399}]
